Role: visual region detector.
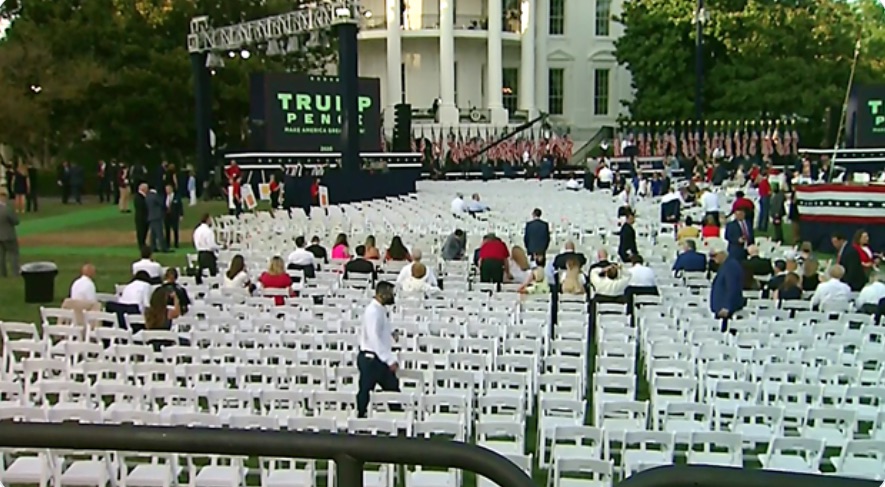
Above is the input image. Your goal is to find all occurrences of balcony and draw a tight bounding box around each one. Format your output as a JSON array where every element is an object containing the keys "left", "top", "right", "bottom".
[{"left": 360, "top": 8, "right": 523, "bottom": 36}]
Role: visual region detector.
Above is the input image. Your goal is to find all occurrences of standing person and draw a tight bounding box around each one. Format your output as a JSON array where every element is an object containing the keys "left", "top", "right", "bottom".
[
  {"left": 133, "top": 183, "right": 149, "bottom": 249},
  {"left": 193, "top": 213, "right": 220, "bottom": 283},
  {"left": 356, "top": 281, "right": 400, "bottom": 418},
  {"left": 756, "top": 173, "right": 771, "bottom": 231},
  {"left": 97, "top": 160, "right": 111, "bottom": 203},
  {"left": 109, "top": 161, "right": 120, "bottom": 205},
  {"left": 187, "top": 169, "right": 197, "bottom": 207},
  {"left": 118, "top": 163, "right": 131, "bottom": 212},
  {"left": 146, "top": 188, "right": 167, "bottom": 253},
  {"left": 724, "top": 208, "right": 754, "bottom": 261},
  {"left": 0, "top": 189, "right": 20, "bottom": 277},
  {"left": 12, "top": 163, "right": 28, "bottom": 214},
  {"left": 832, "top": 233, "right": 866, "bottom": 292},
  {"left": 710, "top": 250, "right": 744, "bottom": 333},
  {"left": 769, "top": 183, "right": 786, "bottom": 244},
  {"left": 164, "top": 183, "right": 184, "bottom": 250},
  {"left": 57, "top": 161, "right": 71, "bottom": 204},
  {"left": 478, "top": 234, "right": 509, "bottom": 284},
  {"left": 617, "top": 211, "right": 638, "bottom": 263},
  {"left": 69, "top": 162, "right": 84, "bottom": 204},
  {"left": 26, "top": 163, "right": 38, "bottom": 213},
  {"left": 523, "top": 208, "right": 550, "bottom": 259}
]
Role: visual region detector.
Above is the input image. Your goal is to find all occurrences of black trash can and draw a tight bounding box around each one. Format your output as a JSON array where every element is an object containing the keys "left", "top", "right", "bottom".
[{"left": 21, "top": 262, "right": 59, "bottom": 304}]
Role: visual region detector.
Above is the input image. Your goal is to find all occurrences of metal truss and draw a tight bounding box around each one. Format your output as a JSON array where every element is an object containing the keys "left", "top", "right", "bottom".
[{"left": 187, "top": 0, "right": 360, "bottom": 53}]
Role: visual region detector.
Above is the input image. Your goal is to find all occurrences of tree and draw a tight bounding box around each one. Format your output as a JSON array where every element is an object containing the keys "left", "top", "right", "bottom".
[
  {"left": 614, "top": 0, "right": 885, "bottom": 142},
  {"left": 0, "top": 0, "right": 337, "bottom": 167}
]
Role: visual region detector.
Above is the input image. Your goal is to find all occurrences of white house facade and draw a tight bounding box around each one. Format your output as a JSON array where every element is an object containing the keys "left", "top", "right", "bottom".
[{"left": 356, "top": 0, "right": 632, "bottom": 139}]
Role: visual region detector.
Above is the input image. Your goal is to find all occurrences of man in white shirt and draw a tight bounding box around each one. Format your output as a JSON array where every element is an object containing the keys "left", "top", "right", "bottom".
[
  {"left": 193, "top": 213, "right": 219, "bottom": 283},
  {"left": 356, "top": 281, "right": 400, "bottom": 418},
  {"left": 450, "top": 194, "right": 465, "bottom": 215},
  {"left": 565, "top": 177, "right": 581, "bottom": 191},
  {"left": 466, "top": 193, "right": 489, "bottom": 214},
  {"left": 132, "top": 246, "right": 163, "bottom": 284},
  {"left": 119, "top": 271, "right": 154, "bottom": 312},
  {"left": 700, "top": 189, "right": 721, "bottom": 225},
  {"left": 627, "top": 256, "right": 657, "bottom": 289},
  {"left": 69, "top": 264, "right": 97, "bottom": 302},
  {"left": 396, "top": 248, "right": 437, "bottom": 287},
  {"left": 597, "top": 164, "right": 614, "bottom": 190},
  {"left": 857, "top": 274, "right": 885, "bottom": 313},
  {"left": 810, "top": 265, "right": 852, "bottom": 310},
  {"left": 287, "top": 236, "right": 316, "bottom": 268}
]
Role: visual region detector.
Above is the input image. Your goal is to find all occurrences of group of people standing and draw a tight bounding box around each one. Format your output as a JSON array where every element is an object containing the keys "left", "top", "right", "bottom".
[{"left": 129, "top": 161, "right": 196, "bottom": 253}]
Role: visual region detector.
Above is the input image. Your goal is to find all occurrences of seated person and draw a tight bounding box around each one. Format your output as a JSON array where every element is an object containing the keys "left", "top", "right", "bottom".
[
  {"left": 590, "top": 264, "right": 632, "bottom": 300},
  {"left": 384, "top": 236, "right": 412, "bottom": 262},
  {"left": 466, "top": 193, "right": 490, "bottom": 214},
  {"left": 672, "top": 240, "right": 707, "bottom": 276},
  {"left": 558, "top": 257, "right": 587, "bottom": 296},
  {"left": 363, "top": 235, "right": 382, "bottom": 261},
  {"left": 801, "top": 258, "right": 820, "bottom": 292},
  {"left": 627, "top": 255, "right": 658, "bottom": 296},
  {"left": 119, "top": 271, "right": 153, "bottom": 313},
  {"left": 344, "top": 245, "right": 378, "bottom": 282},
  {"left": 763, "top": 260, "right": 787, "bottom": 298},
  {"left": 132, "top": 246, "right": 163, "bottom": 284},
  {"left": 257, "top": 256, "right": 294, "bottom": 305},
  {"left": 223, "top": 254, "right": 253, "bottom": 294},
  {"left": 143, "top": 287, "right": 184, "bottom": 351},
  {"left": 676, "top": 216, "right": 700, "bottom": 241},
  {"left": 65, "top": 263, "right": 101, "bottom": 326},
  {"left": 400, "top": 262, "right": 440, "bottom": 295},
  {"left": 331, "top": 233, "right": 351, "bottom": 260},
  {"left": 159, "top": 268, "right": 191, "bottom": 315},
  {"left": 810, "top": 265, "right": 852, "bottom": 310},
  {"left": 519, "top": 266, "right": 550, "bottom": 295},
  {"left": 565, "top": 174, "right": 582, "bottom": 191},
  {"left": 660, "top": 189, "right": 683, "bottom": 224},
  {"left": 857, "top": 273, "right": 885, "bottom": 314},
  {"left": 441, "top": 229, "right": 467, "bottom": 261},
  {"left": 508, "top": 246, "right": 531, "bottom": 284},
  {"left": 553, "top": 242, "right": 588, "bottom": 270},
  {"left": 701, "top": 215, "right": 720, "bottom": 239},
  {"left": 287, "top": 236, "right": 317, "bottom": 279},
  {"left": 774, "top": 272, "right": 803, "bottom": 302},
  {"left": 306, "top": 236, "right": 329, "bottom": 265},
  {"left": 745, "top": 245, "right": 773, "bottom": 277}
]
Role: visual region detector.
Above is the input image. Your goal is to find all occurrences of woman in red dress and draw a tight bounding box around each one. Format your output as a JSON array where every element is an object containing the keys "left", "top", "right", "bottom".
[{"left": 258, "top": 256, "right": 293, "bottom": 305}]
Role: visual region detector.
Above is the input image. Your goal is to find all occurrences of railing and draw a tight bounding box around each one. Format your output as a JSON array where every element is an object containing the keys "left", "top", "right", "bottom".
[
  {"left": 620, "top": 465, "right": 879, "bottom": 487},
  {"left": 0, "top": 422, "right": 536, "bottom": 487}
]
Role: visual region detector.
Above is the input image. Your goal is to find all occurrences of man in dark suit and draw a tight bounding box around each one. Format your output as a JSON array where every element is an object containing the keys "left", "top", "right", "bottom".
[
  {"left": 57, "top": 161, "right": 71, "bottom": 204},
  {"left": 724, "top": 208, "right": 754, "bottom": 261},
  {"left": 26, "top": 164, "right": 38, "bottom": 213},
  {"left": 833, "top": 233, "right": 866, "bottom": 291},
  {"left": 69, "top": 162, "right": 84, "bottom": 204},
  {"left": 672, "top": 240, "right": 707, "bottom": 276},
  {"left": 133, "top": 183, "right": 149, "bottom": 249},
  {"left": 710, "top": 250, "right": 745, "bottom": 333},
  {"left": 98, "top": 160, "right": 112, "bottom": 203},
  {"left": 617, "top": 211, "right": 638, "bottom": 263},
  {"left": 163, "top": 184, "right": 184, "bottom": 249},
  {"left": 145, "top": 188, "right": 168, "bottom": 253},
  {"left": 744, "top": 245, "right": 773, "bottom": 276},
  {"left": 523, "top": 208, "right": 550, "bottom": 258},
  {"left": 344, "top": 245, "right": 377, "bottom": 282},
  {"left": 553, "top": 241, "right": 588, "bottom": 270}
]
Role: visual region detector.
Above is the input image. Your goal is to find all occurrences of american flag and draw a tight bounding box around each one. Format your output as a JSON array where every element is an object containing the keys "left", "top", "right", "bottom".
[
  {"left": 613, "top": 133, "right": 622, "bottom": 157},
  {"left": 380, "top": 132, "right": 387, "bottom": 152},
  {"left": 749, "top": 129, "right": 758, "bottom": 156},
  {"left": 410, "top": 130, "right": 417, "bottom": 153},
  {"left": 741, "top": 129, "right": 749, "bottom": 158},
  {"left": 431, "top": 128, "right": 441, "bottom": 161}
]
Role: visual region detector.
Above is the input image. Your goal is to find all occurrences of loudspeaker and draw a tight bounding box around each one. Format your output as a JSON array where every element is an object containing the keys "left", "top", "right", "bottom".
[{"left": 393, "top": 103, "right": 412, "bottom": 152}]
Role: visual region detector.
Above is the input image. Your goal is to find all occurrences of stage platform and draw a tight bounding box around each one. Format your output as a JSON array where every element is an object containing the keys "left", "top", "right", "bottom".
[
  {"left": 223, "top": 151, "right": 423, "bottom": 206},
  {"left": 795, "top": 183, "right": 885, "bottom": 252}
]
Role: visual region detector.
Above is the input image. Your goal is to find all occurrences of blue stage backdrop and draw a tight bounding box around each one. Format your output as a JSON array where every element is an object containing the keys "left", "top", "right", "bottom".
[
  {"left": 795, "top": 184, "right": 885, "bottom": 253},
  {"left": 847, "top": 84, "right": 885, "bottom": 149},
  {"left": 251, "top": 73, "right": 382, "bottom": 153}
]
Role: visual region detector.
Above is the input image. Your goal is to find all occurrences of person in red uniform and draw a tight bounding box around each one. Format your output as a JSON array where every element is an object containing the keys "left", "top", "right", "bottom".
[
  {"left": 756, "top": 174, "right": 771, "bottom": 232},
  {"left": 478, "top": 234, "right": 509, "bottom": 284},
  {"left": 268, "top": 174, "right": 281, "bottom": 209},
  {"left": 225, "top": 162, "right": 242, "bottom": 184},
  {"left": 747, "top": 164, "right": 761, "bottom": 183},
  {"left": 229, "top": 176, "right": 242, "bottom": 216},
  {"left": 310, "top": 178, "right": 320, "bottom": 203}
]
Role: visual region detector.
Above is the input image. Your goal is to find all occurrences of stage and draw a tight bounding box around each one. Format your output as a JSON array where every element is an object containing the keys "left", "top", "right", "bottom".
[
  {"left": 224, "top": 151, "right": 423, "bottom": 206},
  {"left": 795, "top": 183, "right": 885, "bottom": 252}
]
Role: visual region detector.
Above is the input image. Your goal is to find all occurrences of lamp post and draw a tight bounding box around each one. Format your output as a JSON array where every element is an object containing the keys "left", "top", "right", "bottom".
[
  {"left": 334, "top": 7, "right": 361, "bottom": 173},
  {"left": 693, "top": 0, "right": 708, "bottom": 156}
]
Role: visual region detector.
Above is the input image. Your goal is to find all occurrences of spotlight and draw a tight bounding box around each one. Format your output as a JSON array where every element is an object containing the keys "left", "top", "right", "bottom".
[{"left": 240, "top": 49, "right": 251, "bottom": 59}]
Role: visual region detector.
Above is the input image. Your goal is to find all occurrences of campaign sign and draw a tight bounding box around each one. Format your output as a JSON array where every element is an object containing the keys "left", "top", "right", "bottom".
[
  {"left": 849, "top": 84, "right": 885, "bottom": 148},
  {"left": 252, "top": 73, "right": 382, "bottom": 153}
]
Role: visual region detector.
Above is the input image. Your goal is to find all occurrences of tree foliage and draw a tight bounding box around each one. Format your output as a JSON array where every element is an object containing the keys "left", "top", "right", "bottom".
[
  {"left": 0, "top": 0, "right": 337, "bottom": 168},
  {"left": 615, "top": 0, "right": 885, "bottom": 143}
]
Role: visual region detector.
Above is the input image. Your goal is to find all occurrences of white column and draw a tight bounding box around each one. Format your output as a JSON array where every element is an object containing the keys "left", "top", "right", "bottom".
[
  {"left": 438, "top": 0, "right": 459, "bottom": 126},
  {"left": 519, "top": 0, "right": 537, "bottom": 118},
  {"left": 487, "top": 0, "right": 508, "bottom": 126},
  {"left": 385, "top": 0, "right": 402, "bottom": 130}
]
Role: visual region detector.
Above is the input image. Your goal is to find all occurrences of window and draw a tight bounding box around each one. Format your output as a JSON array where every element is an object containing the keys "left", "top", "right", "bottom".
[
  {"left": 503, "top": 68, "right": 519, "bottom": 114},
  {"left": 595, "top": 0, "right": 611, "bottom": 36},
  {"left": 400, "top": 63, "right": 407, "bottom": 103},
  {"left": 548, "top": 68, "right": 565, "bottom": 115},
  {"left": 548, "top": 0, "right": 565, "bottom": 35},
  {"left": 594, "top": 68, "right": 610, "bottom": 116}
]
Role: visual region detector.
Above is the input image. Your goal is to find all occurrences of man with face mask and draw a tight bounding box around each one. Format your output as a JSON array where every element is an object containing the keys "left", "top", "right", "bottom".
[{"left": 356, "top": 281, "right": 400, "bottom": 418}]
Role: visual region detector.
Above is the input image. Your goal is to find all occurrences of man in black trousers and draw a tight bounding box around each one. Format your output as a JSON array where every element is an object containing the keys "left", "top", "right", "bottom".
[
  {"left": 164, "top": 183, "right": 184, "bottom": 249},
  {"left": 133, "top": 182, "right": 149, "bottom": 249}
]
